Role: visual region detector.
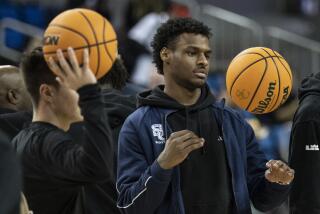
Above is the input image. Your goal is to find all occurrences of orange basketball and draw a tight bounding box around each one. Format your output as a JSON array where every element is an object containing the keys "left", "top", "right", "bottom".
[
  {"left": 226, "top": 47, "right": 292, "bottom": 114},
  {"left": 43, "top": 8, "right": 117, "bottom": 79}
]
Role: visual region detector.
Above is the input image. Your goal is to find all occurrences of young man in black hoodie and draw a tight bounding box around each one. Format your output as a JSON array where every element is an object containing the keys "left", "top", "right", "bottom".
[
  {"left": 289, "top": 72, "right": 320, "bottom": 213},
  {"left": 117, "top": 18, "right": 295, "bottom": 214},
  {"left": 12, "top": 47, "right": 118, "bottom": 214}
]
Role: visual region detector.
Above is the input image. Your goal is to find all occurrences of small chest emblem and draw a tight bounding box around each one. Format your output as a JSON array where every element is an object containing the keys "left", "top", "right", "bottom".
[{"left": 151, "top": 124, "right": 165, "bottom": 144}]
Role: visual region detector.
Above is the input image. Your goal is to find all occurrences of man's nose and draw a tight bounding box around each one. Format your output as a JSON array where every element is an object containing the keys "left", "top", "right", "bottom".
[{"left": 197, "top": 53, "right": 208, "bottom": 66}]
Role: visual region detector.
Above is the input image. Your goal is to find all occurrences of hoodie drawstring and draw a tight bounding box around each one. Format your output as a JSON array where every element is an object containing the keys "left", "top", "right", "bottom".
[
  {"left": 185, "top": 108, "right": 206, "bottom": 155},
  {"left": 197, "top": 110, "right": 206, "bottom": 155}
]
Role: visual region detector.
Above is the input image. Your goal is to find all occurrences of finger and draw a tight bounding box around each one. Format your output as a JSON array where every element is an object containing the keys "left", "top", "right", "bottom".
[
  {"left": 48, "top": 57, "right": 61, "bottom": 75},
  {"left": 67, "top": 47, "right": 80, "bottom": 74},
  {"left": 83, "top": 48, "right": 89, "bottom": 71},
  {"left": 288, "top": 168, "right": 295, "bottom": 176},
  {"left": 265, "top": 169, "right": 274, "bottom": 182},
  {"left": 266, "top": 159, "right": 276, "bottom": 168},
  {"left": 278, "top": 163, "right": 291, "bottom": 173},
  {"left": 55, "top": 76, "right": 65, "bottom": 86},
  {"left": 57, "top": 49, "right": 71, "bottom": 75},
  {"left": 275, "top": 160, "right": 285, "bottom": 167},
  {"left": 269, "top": 160, "right": 287, "bottom": 172},
  {"left": 183, "top": 140, "right": 204, "bottom": 154},
  {"left": 267, "top": 160, "right": 284, "bottom": 169},
  {"left": 180, "top": 138, "right": 205, "bottom": 150},
  {"left": 174, "top": 132, "right": 196, "bottom": 143},
  {"left": 169, "top": 130, "right": 193, "bottom": 139}
]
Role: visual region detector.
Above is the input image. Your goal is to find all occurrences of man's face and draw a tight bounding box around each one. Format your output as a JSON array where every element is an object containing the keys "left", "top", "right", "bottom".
[
  {"left": 52, "top": 85, "right": 82, "bottom": 123},
  {"left": 165, "top": 33, "right": 211, "bottom": 90},
  {"left": 0, "top": 71, "right": 32, "bottom": 111}
]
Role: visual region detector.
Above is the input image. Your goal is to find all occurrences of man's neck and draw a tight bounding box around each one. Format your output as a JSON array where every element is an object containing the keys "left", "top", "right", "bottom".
[
  {"left": 164, "top": 81, "right": 201, "bottom": 106},
  {"left": 32, "top": 106, "right": 70, "bottom": 131}
]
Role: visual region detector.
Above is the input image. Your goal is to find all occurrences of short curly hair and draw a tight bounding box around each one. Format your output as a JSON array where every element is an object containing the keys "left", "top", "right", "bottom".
[{"left": 151, "top": 17, "right": 212, "bottom": 74}]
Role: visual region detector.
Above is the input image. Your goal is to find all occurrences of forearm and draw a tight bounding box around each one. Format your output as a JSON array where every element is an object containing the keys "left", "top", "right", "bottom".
[{"left": 68, "top": 84, "right": 114, "bottom": 179}]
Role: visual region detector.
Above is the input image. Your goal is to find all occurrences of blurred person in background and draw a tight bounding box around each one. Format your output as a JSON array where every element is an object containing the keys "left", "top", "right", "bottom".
[
  {"left": 0, "top": 65, "right": 32, "bottom": 143},
  {"left": 289, "top": 72, "right": 320, "bottom": 214},
  {"left": 119, "top": 0, "right": 192, "bottom": 89},
  {"left": 0, "top": 65, "right": 32, "bottom": 114}
]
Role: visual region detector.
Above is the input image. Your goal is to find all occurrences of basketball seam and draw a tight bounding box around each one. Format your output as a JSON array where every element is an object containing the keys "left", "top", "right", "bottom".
[
  {"left": 261, "top": 48, "right": 281, "bottom": 112},
  {"left": 271, "top": 50, "right": 292, "bottom": 81},
  {"left": 231, "top": 51, "right": 284, "bottom": 63},
  {"left": 47, "top": 24, "right": 91, "bottom": 54},
  {"left": 244, "top": 57, "right": 268, "bottom": 111},
  {"left": 102, "top": 18, "right": 114, "bottom": 65},
  {"left": 43, "top": 39, "right": 117, "bottom": 55},
  {"left": 79, "top": 11, "right": 100, "bottom": 76},
  {"left": 229, "top": 55, "right": 280, "bottom": 97}
]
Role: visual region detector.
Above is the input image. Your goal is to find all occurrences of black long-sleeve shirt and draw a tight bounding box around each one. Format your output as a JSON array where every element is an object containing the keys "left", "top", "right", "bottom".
[
  {"left": 12, "top": 84, "right": 119, "bottom": 214},
  {"left": 289, "top": 72, "right": 320, "bottom": 214}
]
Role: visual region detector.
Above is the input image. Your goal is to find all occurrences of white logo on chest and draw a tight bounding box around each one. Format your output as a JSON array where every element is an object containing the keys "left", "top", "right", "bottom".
[
  {"left": 151, "top": 124, "right": 165, "bottom": 144},
  {"left": 306, "top": 145, "right": 319, "bottom": 151}
]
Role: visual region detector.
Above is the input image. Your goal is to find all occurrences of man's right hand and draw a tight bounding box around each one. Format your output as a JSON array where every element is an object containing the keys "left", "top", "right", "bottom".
[
  {"left": 48, "top": 47, "right": 97, "bottom": 91},
  {"left": 157, "top": 130, "right": 204, "bottom": 169}
]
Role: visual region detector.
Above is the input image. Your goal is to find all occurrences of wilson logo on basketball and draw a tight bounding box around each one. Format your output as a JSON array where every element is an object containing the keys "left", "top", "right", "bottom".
[
  {"left": 252, "top": 81, "right": 276, "bottom": 114},
  {"left": 43, "top": 35, "right": 60, "bottom": 46},
  {"left": 226, "top": 47, "right": 292, "bottom": 114}
]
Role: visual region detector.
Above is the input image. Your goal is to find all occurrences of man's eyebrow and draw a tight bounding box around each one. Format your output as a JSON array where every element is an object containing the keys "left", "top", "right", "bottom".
[{"left": 185, "top": 46, "right": 212, "bottom": 53}]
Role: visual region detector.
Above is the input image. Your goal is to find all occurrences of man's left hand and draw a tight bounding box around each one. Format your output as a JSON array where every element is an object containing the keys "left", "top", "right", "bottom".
[{"left": 265, "top": 160, "right": 294, "bottom": 185}]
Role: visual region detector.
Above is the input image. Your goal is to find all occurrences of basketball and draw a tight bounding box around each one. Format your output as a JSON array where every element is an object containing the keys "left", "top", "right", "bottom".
[
  {"left": 43, "top": 8, "right": 117, "bottom": 79},
  {"left": 226, "top": 47, "right": 292, "bottom": 114}
]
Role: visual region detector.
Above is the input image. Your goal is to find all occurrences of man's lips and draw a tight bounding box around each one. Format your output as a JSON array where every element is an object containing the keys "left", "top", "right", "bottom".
[{"left": 193, "top": 69, "right": 208, "bottom": 79}]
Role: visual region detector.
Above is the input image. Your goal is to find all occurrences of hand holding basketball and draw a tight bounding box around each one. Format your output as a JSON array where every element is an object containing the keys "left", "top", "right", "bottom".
[
  {"left": 43, "top": 8, "right": 118, "bottom": 79},
  {"left": 48, "top": 47, "right": 96, "bottom": 91}
]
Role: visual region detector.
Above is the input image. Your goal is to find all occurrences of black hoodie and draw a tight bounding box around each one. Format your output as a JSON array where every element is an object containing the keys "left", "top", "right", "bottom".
[
  {"left": 12, "top": 85, "right": 125, "bottom": 214},
  {"left": 289, "top": 72, "right": 320, "bottom": 214},
  {"left": 138, "top": 85, "right": 234, "bottom": 214},
  {"left": 1, "top": 87, "right": 135, "bottom": 214}
]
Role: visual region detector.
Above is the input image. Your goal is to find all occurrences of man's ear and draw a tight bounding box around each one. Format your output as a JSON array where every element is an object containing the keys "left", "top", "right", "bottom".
[
  {"left": 39, "top": 84, "right": 55, "bottom": 103},
  {"left": 7, "top": 89, "right": 19, "bottom": 105},
  {"left": 160, "top": 47, "right": 171, "bottom": 65}
]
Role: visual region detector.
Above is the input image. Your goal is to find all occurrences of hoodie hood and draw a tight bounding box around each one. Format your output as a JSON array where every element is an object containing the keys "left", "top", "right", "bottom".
[
  {"left": 137, "top": 84, "right": 215, "bottom": 111},
  {"left": 298, "top": 72, "right": 320, "bottom": 102}
]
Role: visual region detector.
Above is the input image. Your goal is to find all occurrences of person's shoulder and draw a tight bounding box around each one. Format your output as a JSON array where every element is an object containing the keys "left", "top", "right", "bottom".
[
  {"left": 295, "top": 95, "right": 320, "bottom": 123},
  {"left": 125, "top": 106, "right": 150, "bottom": 123},
  {"left": 16, "top": 122, "right": 69, "bottom": 145}
]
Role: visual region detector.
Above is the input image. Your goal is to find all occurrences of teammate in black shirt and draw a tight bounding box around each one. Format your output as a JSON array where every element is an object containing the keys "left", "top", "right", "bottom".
[{"left": 13, "top": 47, "right": 118, "bottom": 214}]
